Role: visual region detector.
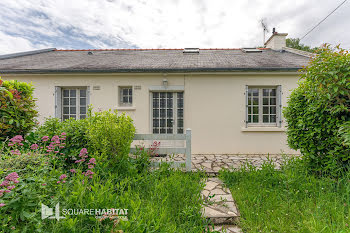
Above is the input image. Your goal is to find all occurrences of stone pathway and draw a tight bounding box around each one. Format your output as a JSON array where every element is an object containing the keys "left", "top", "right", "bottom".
[
  {"left": 150, "top": 154, "right": 291, "bottom": 174},
  {"left": 202, "top": 178, "right": 242, "bottom": 233}
]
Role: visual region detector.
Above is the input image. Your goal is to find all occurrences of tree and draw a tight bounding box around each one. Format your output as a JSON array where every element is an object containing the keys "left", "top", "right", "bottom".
[{"left": 286, "top": 38, "right": 318, "bottom": 53}]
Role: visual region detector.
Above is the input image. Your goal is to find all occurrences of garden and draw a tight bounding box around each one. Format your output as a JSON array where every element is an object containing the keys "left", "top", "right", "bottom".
[
  {"left": 1, "top": 45, "right": 349, "bottom": 233},
  {"left": 0, "top": 80, "right": 209, "bottom": 232}
]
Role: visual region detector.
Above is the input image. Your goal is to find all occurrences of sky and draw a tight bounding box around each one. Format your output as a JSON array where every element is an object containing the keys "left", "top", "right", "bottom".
[{"left": 0, "top": 0, "right": 349, "bottom": 55}]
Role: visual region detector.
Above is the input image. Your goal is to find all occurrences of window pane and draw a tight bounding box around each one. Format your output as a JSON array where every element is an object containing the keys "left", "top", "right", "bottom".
[
  {"left": 253, "top": 98, "right": 259, "bottom": 105},
  {"left": 160, "top": 128, "right": 166, "bottom": 134},
  {"left": 253, "top": 107, "right": 259, "bottom": 114},
  {"left": 178, "top": 98, "right": 183, "bottom": 108},
  {"left": 160, "top": 119, "right": 166, "bottom": 127},
  {"left": 263, "top": 89, "right": 269, "bottom": 96},
  {"left": 177, "top": 128, "right": 183, "bottom": 134},
  {"left": 70, "top": 90, "right": 76, "bottom": 97},
  {"left": 270, "top": 115, "right": 276, "bottom": 123},
  {"left": 63, "top": 98, "right": 69, "bottom": 105},
  {"left": 270, "top": 89, "right": 276, "bottom": 96},
  {"left": 248, "top": 89, "right": 252, "bottom": 96},
  {"left": 252, "top": 89, "right": 259, "bottom": 96},
  {"left": 270, "top": 106, "right": 276, "bottom": 114},
  {"left": 177, "top": 92, "right": 183, "bottom": 98},
  {"left": 160, "top": 99, "right": 166, "bottom": 108},
  {"left": 80, "top": 89, "right": 86, "bottom": 97},
  {"left": 167, "top": 92, "right": 172, "bottom": 98},
  {"left": 70, "top": 115, "right": 76, "bottom": 119},
  {"left": 63, "top": 115, "right": 69, "bottom": 120},
  {"left": 263, "top": 107, "right": 269, "bottom": 114},
  {"left": 177, "top": 109, "right": 183, "bottom": 118},
  {"left": 70, "top": 98, "right": 76, "bottom": 105},
  {"left": 153, "top": 92, "right": 159, "bottom": 98},
  {"left": 263, "top": 115, "right": 269, "bottom": 123},
  {"left": 167, "top": 128, "right": 173, "bottom": 134},
  {"left": 80, "top": 115, "right": 86, "bottom": 119},
  {"left": 80, "top": 98, "right": 86, "bottom": 106},
  {"left": 167, "top": 109, "right": 173, "bottom": 117},
  {"left": 248, "top": 98, "right": 251, "bottom": 105},
  {"left": 129, "top": 96, "right": 132, "bottom": 103},
  {"left": 63, "top": 107, "right": 69, "bottom": 114},
  {"left": 153, "top": 99, "right": 159, "bottom": 108},
  {"left": 178, "top": 119, "right": 183, "bottom": 127},
  {"left": 253, "top": 115, "right": 259, "bottom": 123},
  {"left": 263, "top": 98, "right": 268, "bottom": 105},
  {"left": 122, "top": 89, "right": 128, "bottom": 95},
  {"left": 128, "top": 88, "right": 132, "bottom": 95},
  {"left": 160, "top": 109, "right": 166, "bottom": 117},
  {"left": 153, "top": 109, "right": 159, "bottom": 118},
  {"left": 248, "top": 107, "right": 251, "bottom": 114},
  {"left": 63, "top": 90, "right": 69, "bottom": 97},
  {"left": 80, "top": 107, "right": 86, "bottom": 114},
  {"left": 153, "top": 119, "right": 159, "bottom": 127},
  {"left": 153, "top": 128, "right": 159, "bottom": 134},
  {"left": 160, "top": 92, "right": 166, "bottom": 98},
  {"left": 123, "top": 97, "right": 128, "bottom": 103},
  {"left": 270, "top": 98, "right": 276, "bottom": 105},
  {"left": 167, "top": 99, "right": 173, "bottom": 108},
  {"left": 248, "top": 115, "right": 251, "bottom": 123},
  {"left": 167, "top": 119, "right": 173, "bottom": 127},
  {"left": 70, "top": 107, "right": 76, "bottom": 114}
]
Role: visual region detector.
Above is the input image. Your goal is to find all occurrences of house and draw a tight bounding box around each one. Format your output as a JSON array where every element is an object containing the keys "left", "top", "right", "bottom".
[{"left": 0, "top": 32, "right": 311, "bottom": 155}]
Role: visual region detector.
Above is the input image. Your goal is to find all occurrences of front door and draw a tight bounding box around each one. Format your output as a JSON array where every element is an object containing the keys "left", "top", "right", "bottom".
[{"left": 152, "top": 92, "right": 184, "bottom": 134}]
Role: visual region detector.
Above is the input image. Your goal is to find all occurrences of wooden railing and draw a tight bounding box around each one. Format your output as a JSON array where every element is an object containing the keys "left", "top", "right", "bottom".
[{"left": 130, "top": 129, "right": 192, "bottom": 172}]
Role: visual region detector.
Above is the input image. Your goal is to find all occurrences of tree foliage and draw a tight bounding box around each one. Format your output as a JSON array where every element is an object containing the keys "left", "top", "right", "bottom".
[
  {"left": 286, "top": 38, "right": 319, "bottom": 53},
  {"left": 284, "top": 45, "right": 350, "bottom": 176},
  {"left": 0, "top": 78, "right": 38, "bottom": 140}
]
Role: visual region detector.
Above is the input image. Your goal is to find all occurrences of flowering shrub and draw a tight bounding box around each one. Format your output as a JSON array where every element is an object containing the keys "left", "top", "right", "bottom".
[{"left": 0, "top": 78, "right": 38, "bottom": 140}]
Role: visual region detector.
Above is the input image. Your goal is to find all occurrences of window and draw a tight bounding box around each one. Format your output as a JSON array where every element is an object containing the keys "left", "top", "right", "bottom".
[
  {"left": 119, "top": 87, "right": 133, "bottom": 106},
  {"left": 246, "top": 86, "right": 281, "bottom": 127},
  {"left": 62, "top": 88, "right": 87, "bottom": 120}
]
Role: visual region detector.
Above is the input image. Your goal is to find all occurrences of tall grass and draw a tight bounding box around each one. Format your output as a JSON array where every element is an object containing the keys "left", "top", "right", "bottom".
[{"left": 220, "top": 158, "right": 350, "bottom": 233}]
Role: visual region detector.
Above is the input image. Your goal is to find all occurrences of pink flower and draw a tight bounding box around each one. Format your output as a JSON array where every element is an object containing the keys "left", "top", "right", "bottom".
[
  {"left": 14, "top": 180, "right": 19, "bottom": 184},
  {"left": 7, "top": 185, "right": 15, "bottom": 190},
  {"left": 59, "top": 174, "right": 67, "bottom": 180},
  {"left": 4, "top": 190, "right": 10, "bottom": 193},
  {"left": 54, "top": 151, "right": 59, "bottom": 154},
  {"left": 61, "top": 132, "right": 67, "bottom": 136},
  {"left": 5, "top": 172, "right": 19, "bottom": 182},
  {"left": 0, "top": 190, "right": 5, "bottom": 193},
  {"left": 57, "top": 181, "right": 60, "bottom": 184},
  {"left": 42, "top": 183, "right": 47, "bottom": 186},
  {"left": 0, "top": 180, "right": 9, "bottom": 187},
  {"left": 10, "top": 149, "right": 21, "bottom": 155},
  {"left": 85, "top": 170, "right": 94, "bottom": 176},
  {"left": 79, "top": 148, "right": 88, "bottom": 157},
  {"left": 88, "top": 165, "right": 94, "bottom": 169},
  {"left": 0, "top": 203, "right": 5, "bottom": 207},
  {"left": 89, "top": 176, "right": 93, "bottom": 179},
  {"left": 75, "top": 159, "right": 85, "bottom": 163},
  {"left": 30, "top": 144, "right": 39, "bottom": 150},
  {"left": 70, "top": 169, "right": 76, "bottom": 173},
  {"left": 9, "top": 135, "right": 24, "bottom": 144},
  {"left": 62, "top": 180, "right": 66, "bottom": 183},
  {"left": 88, "top": 158, "right": 96, "bottom": 165},
  {"left": 82, "top": 180, "right": 84, "bottom": 184},
  {"left": 42, "top": 136, "right": 49, "bottom": 142},
  {"left": 51, "top": 135, "right": 60, "bottom": 142}
]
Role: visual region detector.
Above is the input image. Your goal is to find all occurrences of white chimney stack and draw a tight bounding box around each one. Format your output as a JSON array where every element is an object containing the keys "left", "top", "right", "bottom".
[{"left": 264, "top": 28, "right": 288, "bottom": 51}]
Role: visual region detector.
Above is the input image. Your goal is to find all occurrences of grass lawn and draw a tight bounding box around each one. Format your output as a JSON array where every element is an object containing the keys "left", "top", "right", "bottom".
[{"left": 220, "top": 158, "right": 350, "bottom": 233}]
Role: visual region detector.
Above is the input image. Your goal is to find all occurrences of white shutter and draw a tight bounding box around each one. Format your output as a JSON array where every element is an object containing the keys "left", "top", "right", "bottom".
[
  {"left": 245, "top": 85, "right": 248, "bottom": 128},
  {"left": 54, "top": 86, "right": 62, "bottom": 120},
  {"left": 276, "top": 85, "right": 282, "bottom": 127}
]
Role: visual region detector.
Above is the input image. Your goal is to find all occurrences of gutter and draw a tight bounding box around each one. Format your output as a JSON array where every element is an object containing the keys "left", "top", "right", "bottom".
[{"left": 0, "top": 67, "right": 302, "bottom": 74}]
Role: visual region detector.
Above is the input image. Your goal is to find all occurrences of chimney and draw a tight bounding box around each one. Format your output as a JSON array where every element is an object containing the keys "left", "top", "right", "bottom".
[{"left": 264, "top": 29, "right": 288, "bottom": 51}]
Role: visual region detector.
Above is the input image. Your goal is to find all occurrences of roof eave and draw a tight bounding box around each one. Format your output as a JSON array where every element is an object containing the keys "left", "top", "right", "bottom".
[{"left": 0, "top": 67, "right": 302, "bottom": 74}]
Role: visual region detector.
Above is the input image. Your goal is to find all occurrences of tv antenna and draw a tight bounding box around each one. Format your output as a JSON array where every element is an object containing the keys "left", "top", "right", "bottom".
[{"left": 260, "top": 19, "right": 269, "bottom": 45}]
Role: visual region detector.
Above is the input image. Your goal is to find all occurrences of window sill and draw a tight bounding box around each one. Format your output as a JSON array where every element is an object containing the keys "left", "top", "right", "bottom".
[
  {"left": 115, "top": 106, "right": 136, "bottom": 111},
  {"left": 241, "top": 127, "right": 286, "bottom": 132}
]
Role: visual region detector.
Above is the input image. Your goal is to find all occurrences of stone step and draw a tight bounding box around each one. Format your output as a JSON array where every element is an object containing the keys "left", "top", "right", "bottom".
[
  {"left": 201, "top": 178, "right": 241, "bottom": 226},
  {"left": 211, "top": 225, "right": 243, "bottom": 233}
]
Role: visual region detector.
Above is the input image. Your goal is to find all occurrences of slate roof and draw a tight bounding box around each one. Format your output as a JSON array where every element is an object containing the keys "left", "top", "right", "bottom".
[{"left": 0, "top": 48, "right": 310, "bottom": 73}]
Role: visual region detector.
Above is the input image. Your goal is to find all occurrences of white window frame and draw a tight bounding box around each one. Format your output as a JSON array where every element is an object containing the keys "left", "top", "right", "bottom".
[
  {"left": 58, "top": 86, "right": 90, "bottom": 120},
  {"left": 119, "top": 86, "right": 133, "bottom": 106},
  {"left": 245, "top": 85, "right": 282, "bottom": 127}
]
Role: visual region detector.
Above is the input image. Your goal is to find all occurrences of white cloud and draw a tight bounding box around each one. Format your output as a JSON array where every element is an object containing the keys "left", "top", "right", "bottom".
[{"left": 0, "top": 0, "right": 349, "bottom": 54}]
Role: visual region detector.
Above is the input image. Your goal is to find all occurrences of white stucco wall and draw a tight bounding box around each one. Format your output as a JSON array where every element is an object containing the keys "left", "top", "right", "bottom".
[{"left": 2, "top": 72, "right": 300, "bottom": 154}]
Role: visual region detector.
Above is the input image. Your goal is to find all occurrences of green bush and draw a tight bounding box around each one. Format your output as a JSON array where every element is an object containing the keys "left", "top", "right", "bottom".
[
  {"left": 283, "top": 45, "right": 350, "bottom": 176},
  {"left": 87, "top": 109, "right": 135, "bottom": 162},
  {"left": 0, "top": 78, "right": 38, "bottom": 140},
  {"left": 36, "top": 117, "right": 89, "bottom": 159}
]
